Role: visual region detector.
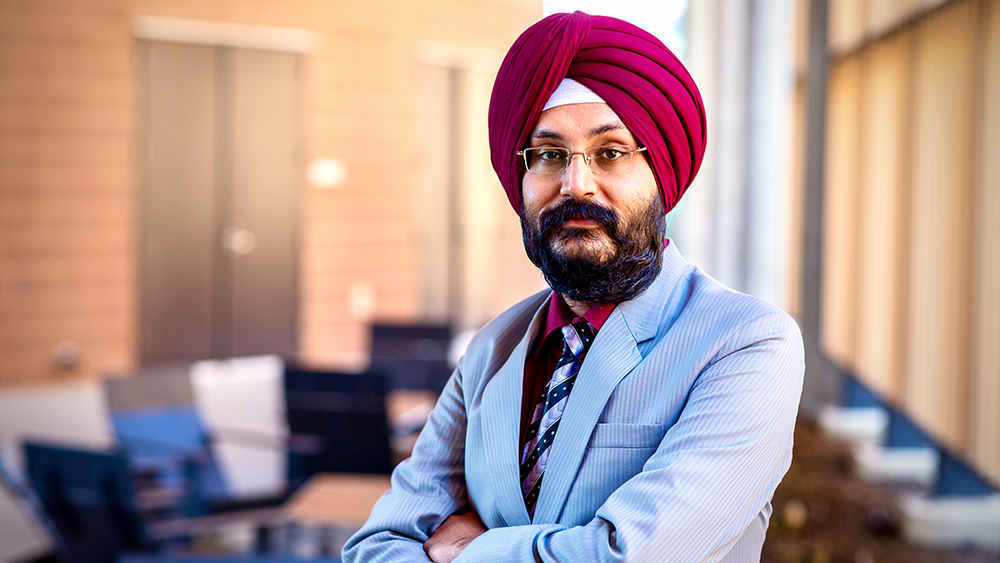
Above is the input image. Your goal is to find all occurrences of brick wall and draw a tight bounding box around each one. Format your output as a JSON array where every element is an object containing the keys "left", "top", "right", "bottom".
[
  {"left": 0, "top": 0, "right": 543, "bottom": 384},
  {"left": 0, "top": 0, "right": 136, "bottom": 385}
]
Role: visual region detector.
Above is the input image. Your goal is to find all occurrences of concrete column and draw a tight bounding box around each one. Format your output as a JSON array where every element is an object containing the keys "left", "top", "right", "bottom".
[
  {"left": 711, "top": 0, "right": 751, "bottom": 290},
  {"left": 673, "top": 0, "right": 720, "bottom": 273},
  {"left": 744, "top": 0, "right": 794, "bottom": 307},
  {"left": 800, "top": 0, "right": 840, "bottom": 413}
]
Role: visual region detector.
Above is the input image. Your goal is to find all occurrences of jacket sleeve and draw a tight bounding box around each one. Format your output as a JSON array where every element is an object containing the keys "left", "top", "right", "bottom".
[
  {"left": 454, "top": 311, "right": 804, "bottom": 563},
  {"left": 341, "top": 365, "right": 469, "bottom": 562}
]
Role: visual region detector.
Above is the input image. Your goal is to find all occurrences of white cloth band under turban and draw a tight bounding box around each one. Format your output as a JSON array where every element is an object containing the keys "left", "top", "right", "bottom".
[{"left": 541, "top": 78, "right": 607, "bottom": 112}]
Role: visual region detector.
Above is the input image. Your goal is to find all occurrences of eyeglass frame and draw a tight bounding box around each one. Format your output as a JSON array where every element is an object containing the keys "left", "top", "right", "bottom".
[{"left": 515, "top": 145, "right": 648, "bottom": 176}]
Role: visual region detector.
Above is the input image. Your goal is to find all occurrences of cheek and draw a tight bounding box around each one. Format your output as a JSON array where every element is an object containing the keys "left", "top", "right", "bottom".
[
  {"left": 640, "top": 161, "right": 660, "bottom": 203},
  {"left": 604, "top": 173, "right": 660, "bottom": 223},
  {"left": 619, "top": 165, "right": 659, "bottom": 209},
  {"left": 521, "top": 176, "right": 553, "bottom": 216}
]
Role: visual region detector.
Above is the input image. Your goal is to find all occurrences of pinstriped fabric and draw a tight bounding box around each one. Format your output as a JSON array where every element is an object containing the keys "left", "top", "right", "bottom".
[
  {"left": 342, "top": 242, "right": 804, "bottom": 563},
  {"left": 716, "top": 503, "right": 770, "bottom": 562}
]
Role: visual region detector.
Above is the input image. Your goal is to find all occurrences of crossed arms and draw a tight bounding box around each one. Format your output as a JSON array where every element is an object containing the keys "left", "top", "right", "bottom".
[{"left": 342, "top": 312, "right": 804, "bottom": 562}]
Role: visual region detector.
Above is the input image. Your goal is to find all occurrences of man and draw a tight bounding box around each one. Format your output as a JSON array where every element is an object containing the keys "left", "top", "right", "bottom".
[{"left": 343, "top": 11, "right": 803, "bottom": 562}]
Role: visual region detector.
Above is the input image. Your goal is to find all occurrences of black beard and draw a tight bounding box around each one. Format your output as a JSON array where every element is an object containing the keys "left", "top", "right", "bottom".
[{"left": 521, "top": 196, "right": 665, "bottom": 304}]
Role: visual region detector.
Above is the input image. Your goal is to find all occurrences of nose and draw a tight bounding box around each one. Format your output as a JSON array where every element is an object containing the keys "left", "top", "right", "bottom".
[{"left": 559, "top": 152, "right": 597, "bottom": 199}]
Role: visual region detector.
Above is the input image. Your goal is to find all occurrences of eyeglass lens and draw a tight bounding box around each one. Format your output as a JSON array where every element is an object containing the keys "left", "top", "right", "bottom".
[{"left": 524, "top": 147, "right": 641, "bottom": 176}]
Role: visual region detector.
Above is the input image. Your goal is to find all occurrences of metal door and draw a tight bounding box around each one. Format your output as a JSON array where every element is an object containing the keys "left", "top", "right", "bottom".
[{"left": 138, "top": 40, "right": 300, "bottom": 364}]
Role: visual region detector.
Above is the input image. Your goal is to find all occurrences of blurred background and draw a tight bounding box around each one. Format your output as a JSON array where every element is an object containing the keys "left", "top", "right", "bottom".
[{"left": 0, "top": 0, "right": 997, "bottom": 561}]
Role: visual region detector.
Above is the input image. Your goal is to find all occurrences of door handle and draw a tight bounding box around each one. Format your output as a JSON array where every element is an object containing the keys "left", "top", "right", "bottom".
[{"left": 222, "top": 226, "right": 258, "bottom": 256}]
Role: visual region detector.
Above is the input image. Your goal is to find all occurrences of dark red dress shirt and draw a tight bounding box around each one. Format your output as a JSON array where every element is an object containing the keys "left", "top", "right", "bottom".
[{"left": 518, "top": 295, "right": 616, "bottom": 451}]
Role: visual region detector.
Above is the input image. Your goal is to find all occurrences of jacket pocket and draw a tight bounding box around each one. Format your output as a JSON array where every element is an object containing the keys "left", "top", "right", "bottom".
[{"left": 588, "top": 422, "right": 663, "bottom": 449}]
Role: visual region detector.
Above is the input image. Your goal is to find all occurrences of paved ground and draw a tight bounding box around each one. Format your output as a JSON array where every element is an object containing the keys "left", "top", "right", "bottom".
[{"left": 761, "top": 419, "right": 998, "bottom": 563}]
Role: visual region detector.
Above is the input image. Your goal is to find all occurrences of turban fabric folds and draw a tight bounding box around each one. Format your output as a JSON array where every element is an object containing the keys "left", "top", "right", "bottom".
[{"left": 488, "top": 11, "right": 707, "bottom": 215}]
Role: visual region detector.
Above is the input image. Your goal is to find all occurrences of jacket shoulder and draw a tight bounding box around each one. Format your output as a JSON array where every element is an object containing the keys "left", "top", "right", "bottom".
[
  {"left": 456, "top": 288, "right": 549, "bottom": 384},
  {"left": 683, "top": 267, "right": 802, "bottom": 349}
]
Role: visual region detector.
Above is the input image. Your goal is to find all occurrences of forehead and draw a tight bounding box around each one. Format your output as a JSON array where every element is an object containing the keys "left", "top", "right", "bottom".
[{"left": 529, "top": 103, "right": 636, "bottom": 142}]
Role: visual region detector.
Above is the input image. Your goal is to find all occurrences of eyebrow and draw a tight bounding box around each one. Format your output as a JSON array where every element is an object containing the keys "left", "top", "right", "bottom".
[
  {"left": 588, "top": 123, "right": 627, "bottom": 137},
  {"left": 530, "top": 129, "right": 565, "bottom": 142},
  {"left": 530, "top": 122, "right": 628, "bottom": 142}
]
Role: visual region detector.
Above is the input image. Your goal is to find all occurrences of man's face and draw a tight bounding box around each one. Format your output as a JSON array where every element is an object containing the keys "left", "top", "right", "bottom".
[{"left": 520, "top": 103, "right": 665, "bottom": 303}]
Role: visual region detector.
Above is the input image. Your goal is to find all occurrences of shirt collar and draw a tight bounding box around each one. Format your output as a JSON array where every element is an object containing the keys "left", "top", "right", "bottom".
[{"left": 540, "top": 294, "right": 616, "bottom": 343}]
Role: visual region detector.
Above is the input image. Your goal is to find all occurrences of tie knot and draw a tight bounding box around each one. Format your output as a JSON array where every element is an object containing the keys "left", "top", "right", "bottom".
[{"left": 561, "top": 319, "right": 595, "bottom": 357}]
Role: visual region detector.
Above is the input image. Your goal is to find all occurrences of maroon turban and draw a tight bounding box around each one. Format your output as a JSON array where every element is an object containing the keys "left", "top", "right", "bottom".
[{"left": 488, "top": 11, "right": 707, "bottom": 215}]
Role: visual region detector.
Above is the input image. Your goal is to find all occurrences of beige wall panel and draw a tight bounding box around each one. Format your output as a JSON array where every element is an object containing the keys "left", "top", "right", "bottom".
[
  {"left": 412, "top": 64, "right": 453, "bottom": 323},
  {"left": 786, "top": 85, "right": 806, "bottom": 320},
  {"left": 867, "top": 0, "right": 912, "bottom": 36},
  {"left": 912, "top": 0, "right": 949, "bottom": 12},
  {"left": 905, "top": 0, "right": 976, "bottom": 450},
  {"left": 855, "top": 33, "right": 911, "bottom": 400},
  {"left": 970, "top": 0, "right": 1000, "bottom": 485},
  {"left": 829, "top": 0, "right": 868, "bottom": 53},
  {"left": 821, "top": 55, "right": 862, "bottom": 369},
  {"left": 794, "top": 0, "right": 810, "bottom": 77},
  {"left": 457, "top": 67, "right": 496, "bottom": 331}
]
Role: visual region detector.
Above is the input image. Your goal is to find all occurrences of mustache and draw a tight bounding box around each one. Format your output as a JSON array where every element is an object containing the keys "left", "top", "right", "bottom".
[
  {"left": 520, "top": 193, "right": 665, "bottom": 304},
  {"left": 538, "top": 199, "right": 621, "bottom": 239}
]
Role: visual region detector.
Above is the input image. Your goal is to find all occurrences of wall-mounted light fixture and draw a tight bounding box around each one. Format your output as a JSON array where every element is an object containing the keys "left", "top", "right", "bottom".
[{"left": 308, "top": 158, "right": 347, "bottom": 189}]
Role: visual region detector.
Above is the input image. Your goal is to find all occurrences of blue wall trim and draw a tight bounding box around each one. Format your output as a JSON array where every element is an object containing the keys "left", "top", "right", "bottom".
[
  {"left": 836, "top": 370, "right": 999, "bottom": 498},
  {"left": 886, "top": 409, "right": 936, "bottom": 450}
]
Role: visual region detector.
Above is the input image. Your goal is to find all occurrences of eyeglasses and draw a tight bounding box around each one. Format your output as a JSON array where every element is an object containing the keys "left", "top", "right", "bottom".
[{"left": 516, "top": 145, "right": 648, "bottom": 177}]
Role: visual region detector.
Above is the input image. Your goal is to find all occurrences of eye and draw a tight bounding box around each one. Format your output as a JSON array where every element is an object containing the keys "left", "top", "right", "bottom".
[
  {"left": 537, "top": 149, "right": 566, "bottom": 161},
  {"left": 598, "top": 147, "right": 626, "bottom": 160}
]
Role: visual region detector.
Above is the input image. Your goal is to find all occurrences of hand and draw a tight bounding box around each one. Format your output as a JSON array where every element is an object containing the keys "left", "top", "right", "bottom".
[{"left": 423, "top": 511, "right": 487, "bottom": 563}]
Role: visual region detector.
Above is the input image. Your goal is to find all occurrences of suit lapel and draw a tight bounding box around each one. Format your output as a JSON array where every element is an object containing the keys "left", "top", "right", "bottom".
[
  {"left": 531, "top": 242, "right": 693, "bottom": 523},
  {"left": 481, "top": 294, "right": 550, "bottom": 526},
  {"left": 531, "top": 307, "right": 642, "bottom": 523}
]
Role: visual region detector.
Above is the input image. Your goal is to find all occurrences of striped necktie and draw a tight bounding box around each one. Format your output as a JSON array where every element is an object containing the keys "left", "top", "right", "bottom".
[{"left": 520, "top": 319, "right": 595, "bottom": 516}]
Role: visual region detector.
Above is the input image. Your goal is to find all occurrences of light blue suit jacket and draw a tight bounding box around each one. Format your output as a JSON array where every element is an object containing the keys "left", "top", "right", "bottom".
[{"left": 343, "top": 242, "right": 804, "bottom": 562}]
